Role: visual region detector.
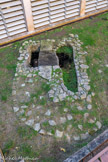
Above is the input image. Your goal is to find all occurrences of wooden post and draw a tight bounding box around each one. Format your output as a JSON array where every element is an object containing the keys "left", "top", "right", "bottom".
[
  {"left": 80, "top": 0, "right": 86, "bottom": 16},
  {"left": 22, "top": 0, "right": 34, "bottom": 32}
]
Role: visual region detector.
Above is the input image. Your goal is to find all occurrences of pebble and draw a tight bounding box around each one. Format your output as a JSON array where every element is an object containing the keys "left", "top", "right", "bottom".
[
  {"left": 87, "top": 104, "right": 92, "bottom": 110},
  {"left": 55, "top": 130, "right": 63, "bottom": 138},
  {"left": 25, "top": 119, "right": 34, "bottom": 126},
  {"left": 13, "top": 107, "right": 19, "bottom": 112},
  {"left": 39, "top": 129, "right": 45, "bottom": 135},
  {"left": 21, "top": 83, "right": 25, "bottom": 87},
  {"left": 33, "top": 123, "right": 40, "bottom": 131},
  {"left": 78, "top": 125, "right": 83, "bottom": 130},
  {"left": 49, "top": 120, "right": 56, "bottom": 126},
  {"left": 67, "top": 114, "right": 73, "bottom": 120},
  {"left": 64, "top": 108, "right": 68, "bottom": 112},
  {"left": 96, "top": 121, "right": 102, "bottom": 129},
  {"left": 45, "top": 110, "right": 51, "bottom": 116},
  {"left": 73, "top": 136, "right": 80, "bottom": 141},
  {"left": 60, "top": 117, "right": 66, "bottom": 123}
]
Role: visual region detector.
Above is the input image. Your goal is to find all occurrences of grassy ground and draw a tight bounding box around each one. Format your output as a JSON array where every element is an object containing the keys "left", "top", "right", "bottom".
[{"left": 0, "top": 12, "right": 108, "bottom": 161}]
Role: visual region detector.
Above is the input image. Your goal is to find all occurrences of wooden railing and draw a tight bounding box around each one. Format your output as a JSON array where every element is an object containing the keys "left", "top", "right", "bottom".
[{"left": 0, "top": 0, "right": 108, "bottom": 46}]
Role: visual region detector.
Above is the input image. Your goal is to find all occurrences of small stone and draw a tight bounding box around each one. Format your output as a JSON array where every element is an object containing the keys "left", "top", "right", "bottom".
[
  {"left": 53, "top": 97, "right": 59, "bottom": 103},
  {"left": 39, "top": 129, "right": 45, "bottom": 135},
  {"left": 13, "top": 107, "right": 19, "bottom": 112},
  {"left": 46, "top": 132, "right": 52, "bottom": 136},
  {"left": 25, "top": 92, "right": 30, "bottom": 97},
  {"left": 98, "top": 70, "right": 102, "bottom": 73},
  {"left": 80, "top": 93, "right": 86, "bottom": 99},
  {"left": 21, "top": 118, "right": 26, "bottom": 121},
  {"left": 73, "top": 136, "right": 80, "bottom": 141},
  {"left": 69, "top": 34, "right": 74, "bottom": 38},
  {"left": 88, "top": 119, "right": 95, "bottom": 124},
  {"left": 84, "top": 113, "right": 89, "bottom": 119},
  {"left": 80, "top": 64, "right": 89, "bottom": 69},
  {"left": 84, "top": 85, "right": 90, "bottom": 91},
  {"left": 27, "top": 74, "right": 32, "bottom": 78},
  {"left": 21, "top": 105, "right": 28, "bottom": 109},
  {"left": 49, "top": 120, "right": 56, "bottom": 126},
  {"left": 77, "top": 106, "right": 83, "bottom": 110},
  {"left": 33, "top": 123, "right": 40, "bottom": 131},
  {"left": 55, "top": 130, "right": 63, "bottom": 138},
  {"left": 87, "top": 95, "right": 92, "bottom": 102},
  {"left": 12, "top": 90, "right": 16, "bottom": 95},
  {"left": 105, "top": 64, "right": 108, "bottom": 67},
  {"left": 64, "top": 108, "right": 68, "bottom": 112},
  {"left": 60, "top": 117, "right": 66, "bottom": 123},
  {"left": 81, "top": 132, "right": 89, "bottom": 140},
  {"left": 96, "top": 121, "right": 102, "bottom": 129},
  {"left": 27, "top": 111, "right": 32, "bottom": 116},
  {"left": 18, "top": 57, "right": 23, "bottom": 61},
  {"left": 25, "top": 119, "right": 34, "bottom": 126},
  {"left": 37, "top": 106, "right": 42, "bottom": 109},
  {"left": 21, "top": 83, "right": 25, "bottom": 87},
  {"left": 27, "top": 79, "right": 33, "bottom": 83},
  {"left": 19, "top": 109, "right": 24, "bottom": 115},
  {"left": 91, "top": 92, "right": 95, "bottom": 96},
  {"left": 40, "top": 96, "right": 44, "bottom": 100},
  {"left": 87, "top": 104, "right": 92, "bottom": 110},
  {"left": 78, "top": 125, "right": 83, "bottom": 130},
  {"left": 45, "top": 110, "right": 51, "bottom": 116},
  {"left": 67, "top": 114, "right": 73, "bottom": 120}
]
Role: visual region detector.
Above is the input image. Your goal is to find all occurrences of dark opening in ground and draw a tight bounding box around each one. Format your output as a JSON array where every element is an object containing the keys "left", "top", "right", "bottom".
[
  {"left": 56, "top": 46, "right": 78, "bottom": 92},
  {"left": 30, "top": 50, "right": 39, "bottom": 67}
]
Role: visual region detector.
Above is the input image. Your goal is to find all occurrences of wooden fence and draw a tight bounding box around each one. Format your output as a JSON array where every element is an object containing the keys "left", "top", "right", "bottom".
[{"left": 0, "top": 0, "right": 108, "bottom": 45}]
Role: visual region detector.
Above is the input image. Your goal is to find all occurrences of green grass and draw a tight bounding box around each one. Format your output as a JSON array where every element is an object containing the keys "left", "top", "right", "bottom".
[
  {"left": 3, "top": 140, "right": 15, "bottom": 155},
  {"left": 17, "top": 126, "right": 37, "bottom": 140},
  {"left": 18, "top": 143, "right": 39, "bottom": 158}
]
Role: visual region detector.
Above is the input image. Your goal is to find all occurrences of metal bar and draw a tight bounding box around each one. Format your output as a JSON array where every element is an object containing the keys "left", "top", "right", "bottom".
[{"left": 0, "top": 7, "right": 9, "bottom": 37}]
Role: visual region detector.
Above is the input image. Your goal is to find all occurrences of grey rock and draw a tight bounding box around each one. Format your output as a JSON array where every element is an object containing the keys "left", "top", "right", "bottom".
[
  {"left": 39, "top": 129, "right": 45, "bottom": 135},
  {"left": 25, "top": 119, "right": 34, "bottom": 126},
  {"left": 96, "top": 121, "right": 102, "bottom": 129},
  {"left": 33, "top": 123, "right": 40, "bottom": 131},
  {"left": 81, "top": 132, "right": 89, "bottom": 140},
  {"left": 73, "top": 136, "right": 80, "bottom": 141},
  {"left": 87, "top": 104, "right": 92, "bottom": 110},
  {"left": 78, "top": 125, "right": 83, "bottom": 130},
  {"left": 49, "top": 120, "right": 56, "bottom": 126},
  {"left": 13, "top": 107, "right": 19, "bottom": 112},
  {"left": 60, "top": 117, "right": 66, "bottom": 123},
  {"left": 21, "top": 105, "right": 28, "bottom": 109},
  {"left": 67, "top": 114, "right": 73, "bottom": 120},
  {"left": 45, "top": 110, "right": 51, "bottom": 116},
  {"left": 55, "top": 130, "right": 63, "bottom": 138},
  {"left": 27, "top": 111, "right": 32, "bottom": 116}
]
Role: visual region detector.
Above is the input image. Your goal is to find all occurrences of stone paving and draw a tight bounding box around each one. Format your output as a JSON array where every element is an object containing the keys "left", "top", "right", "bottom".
[{"left": 12, "top": 34, "right": 102, "bottom": 141}]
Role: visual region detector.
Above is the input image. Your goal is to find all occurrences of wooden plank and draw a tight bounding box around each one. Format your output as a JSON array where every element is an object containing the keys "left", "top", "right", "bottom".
[
  {"left": 80, "top": 0, "right": 86, "bottom": 16},
  {"left": 22, "top": 0, "right": 34, "bottom": 31},
  {"left": 88, "top": 147, "right": 108, "bottom": 162}
]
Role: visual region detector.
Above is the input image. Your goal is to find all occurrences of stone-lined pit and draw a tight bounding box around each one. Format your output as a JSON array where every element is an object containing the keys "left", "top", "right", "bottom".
[
  {"left": 56, "top": 46, "right": 78, "bottom": 92},
  {"left": 30, "top": 50, "right": 39, "bottom": 67}
]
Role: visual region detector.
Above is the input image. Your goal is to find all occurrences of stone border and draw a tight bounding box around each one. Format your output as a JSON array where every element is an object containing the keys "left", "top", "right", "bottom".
[{"left": 64, "top": 129, "right": 108, "bottom": 162}]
